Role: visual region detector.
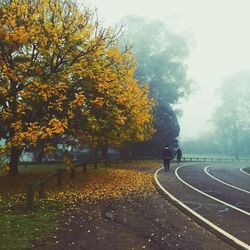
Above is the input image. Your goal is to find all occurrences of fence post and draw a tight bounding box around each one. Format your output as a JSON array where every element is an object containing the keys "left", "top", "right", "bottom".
[
  {"left": 70, "top": 167, "right": 75, "bottom": 179},
  {"left": 26, "top": 183, "right": 34, "bottom": 209},
  {"left": 83, "top": 163, "right": 87, "bottom": 173},
  {"left": 38, "top": 177, "right": 46, "bottom": 199},
  {"left": 57, "top": 169, "right": 62, "bottom": 186}
]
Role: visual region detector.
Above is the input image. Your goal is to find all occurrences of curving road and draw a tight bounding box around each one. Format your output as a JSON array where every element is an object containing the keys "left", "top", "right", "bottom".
[
  {"left": 156, "top": 162, "right": 250, "bottom": 249},
  {"left": 177, "top": 163, "right": 250, "bottom": 213}
]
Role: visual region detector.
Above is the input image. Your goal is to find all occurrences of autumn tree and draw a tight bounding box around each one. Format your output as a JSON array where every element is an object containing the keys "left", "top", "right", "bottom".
[
  {"left": 0, "top": 0, "right": 154, "bottom": 175},
  {"left": 69, "top": 46, "right": 154, "bottom": 160}
]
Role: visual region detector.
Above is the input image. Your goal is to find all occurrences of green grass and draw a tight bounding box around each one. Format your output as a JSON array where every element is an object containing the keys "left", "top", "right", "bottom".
[
  {"left": 0, "top": 163, "right": 65, "bottom": 176},
  {"left": 243, "top": 167, "right": 250, "bottom": 174},
  {"left": 0, "top": 160, "right": 160, "bottom": 249},
  {"left": 0, "top": 201, "right": 60, "bottom": 250},
  {"left": 0, "top": 163, "right": 64, "bottom": 249},
  {"left": 19, "top": 163, "right": 64, "bottom": 174}
]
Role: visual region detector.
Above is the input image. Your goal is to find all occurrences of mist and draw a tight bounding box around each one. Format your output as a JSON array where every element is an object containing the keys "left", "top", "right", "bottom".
[
  {"left": 81, "top": 0, "right": 250, "bottom": 159},
  {"left": 89, "top": 0, "right": 250, "bottom": 137}
]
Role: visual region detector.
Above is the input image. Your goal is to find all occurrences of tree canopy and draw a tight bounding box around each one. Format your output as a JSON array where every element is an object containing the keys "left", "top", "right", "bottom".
[
  {"left": 120, "top": 16, "right": 192, "bottom": 155},
  {"left": 0, "top": 0, "right": 154, "bottom": 175}
]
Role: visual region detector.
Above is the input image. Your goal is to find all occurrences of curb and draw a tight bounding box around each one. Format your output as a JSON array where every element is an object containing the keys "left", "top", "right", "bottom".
[
  {"left": 240, "top": 168, "right": 250, "bottom": 176},
  {"left": 153, "top": 167, "right": 250, "bottom": 250}
]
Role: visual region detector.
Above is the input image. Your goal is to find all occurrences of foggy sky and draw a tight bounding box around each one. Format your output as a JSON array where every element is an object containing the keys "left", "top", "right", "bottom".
[{"left": 85, "top": 0, "right": 250, "bottom": 140}]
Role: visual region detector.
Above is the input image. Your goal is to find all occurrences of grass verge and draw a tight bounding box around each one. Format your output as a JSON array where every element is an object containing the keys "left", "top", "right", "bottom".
[
  {"left": 0, "top": 163, "right": 64, "bottom": 250},
  {"left": 0, "top": 160, "right": 158, "bottom": 249},
  {"left": 243, "top": 167, "right": 250, "bottom": 174},
  {"left": 0, "top": 200, "right": 60, "bottom": 250}
]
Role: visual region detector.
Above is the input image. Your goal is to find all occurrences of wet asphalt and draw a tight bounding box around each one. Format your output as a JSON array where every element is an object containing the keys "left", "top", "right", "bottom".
[{"left": 157, "top": 162, "right": 250, "bottom": 247}]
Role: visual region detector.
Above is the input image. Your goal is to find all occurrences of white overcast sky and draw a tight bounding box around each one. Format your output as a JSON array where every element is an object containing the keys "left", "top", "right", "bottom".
[{"left": 84, "top": 0, "right": 250, "bottom": 140}]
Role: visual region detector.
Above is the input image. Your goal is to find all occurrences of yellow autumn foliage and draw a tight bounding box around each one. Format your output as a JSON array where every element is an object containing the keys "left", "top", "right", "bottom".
[{"left": 0, "top": 0, "right": 154, "bottom": 175}]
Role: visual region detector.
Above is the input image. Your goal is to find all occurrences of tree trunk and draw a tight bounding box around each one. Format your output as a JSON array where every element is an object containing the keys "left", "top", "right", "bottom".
[
  {"left": 34, "top": 140, "right": 46, "bottom": 162},
  {"left": 101, "top": 146, "right": 108, "bottom": 160},
  {"left": 120, "top": 145, "right": 132, "bottom": 162},
  {"left": 8, "top": 147, "right": 22, "bottom": 176},
  {"left": 35, "top": 148, "right": 45, "bottom": 162}
]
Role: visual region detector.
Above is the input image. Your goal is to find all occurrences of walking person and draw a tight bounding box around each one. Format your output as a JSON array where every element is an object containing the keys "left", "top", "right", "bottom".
[
  {"left": 162, "top": 145, "right": 173, "bottom": 172},
  {"left": 176, "top": 147, "right": 182, "bottom": 163}
]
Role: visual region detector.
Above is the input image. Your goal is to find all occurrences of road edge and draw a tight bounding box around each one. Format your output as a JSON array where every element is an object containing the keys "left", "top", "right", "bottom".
[
  {"left": 152, "top": 167, "right": 250, "bottom": 250},
  {"left": 240, "top": 167, "right": 250, "bottom": 176}
]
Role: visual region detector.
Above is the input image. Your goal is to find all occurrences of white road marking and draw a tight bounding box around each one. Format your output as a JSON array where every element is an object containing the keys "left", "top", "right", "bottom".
[
  {"left": 175, "top": 165, "right": 250, "bottom": 216},
  {"left": 240, "top": 167, "right": 250, "bottom": 176},
  {"left": 205, "top": 165, "right": 250, "bottom": 194},
  {"left": 218, "top": 207, "right": 229, "bottom": 213},
  {"left": 193, "top": 204, "right": 202, "bottom": 211},
  {"left": 154, "top": 166, "right": 250, "bottom": 250}
]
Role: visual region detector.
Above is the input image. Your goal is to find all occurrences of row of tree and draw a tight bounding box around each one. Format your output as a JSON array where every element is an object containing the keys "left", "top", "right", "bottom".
[
  {"left": 0, "top": 0, "right": 156, "bottom": 175},
  {"left": 119, "top": 16, "right": 192, "bottom": 156},
  {"left": 0, "top": 1, "right": 192, "bottom": 175}
]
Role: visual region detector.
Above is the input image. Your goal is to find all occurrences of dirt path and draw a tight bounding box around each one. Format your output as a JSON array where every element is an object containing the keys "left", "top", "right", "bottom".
[{"left": 33, "top": 166, "right": 234, "bottom": 250}]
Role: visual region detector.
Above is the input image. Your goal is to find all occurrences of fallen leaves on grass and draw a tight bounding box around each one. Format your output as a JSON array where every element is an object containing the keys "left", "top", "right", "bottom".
[
  {"left": 48, "top": 169, "right": 154, "bottom": 204},
  {"left": 0, "top": 162, "right": 157, "bottom": 213}
]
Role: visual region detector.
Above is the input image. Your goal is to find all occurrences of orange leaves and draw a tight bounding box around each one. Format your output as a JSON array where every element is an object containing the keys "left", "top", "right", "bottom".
[
  {"left": 81, "top": 46, "right": 154, "bottom": 147},
  {"left": 11, "top": 120, "right": 22, "bottom": 131},
  {"left": 71, "top": 93, "right": 86, "bottom": 108},
  {"left": 92, "top": 97, "right": 105, "bottom": 107},
  {"left": 0, "top": 1, "right": 30, "bottom": 47},
  {"left": 7, "top": 26, "right": 29, "bottom": 45},
  {"left": 25, "top": 82, "right": 68, "bottom": 103},
  {"left": 24, "top": 122, "right": 42, "bottom": 144},
  {"left": 48, "top": 118, "right": 68, "bottom": 135},
  {"left": 47, "top": 168, "right": 154, "bottom": 203},
  {"left": 115, "top": 116, "right": 126, "bottom": 126},
  {"left": 62, "top": 153, "right": 73, "bottom": 170},
  {"left": 0, "top": 0, "right": 154, "bottom": 162},
  {"left": 8, "top": 119, "right": 68, "bottom": 147}
]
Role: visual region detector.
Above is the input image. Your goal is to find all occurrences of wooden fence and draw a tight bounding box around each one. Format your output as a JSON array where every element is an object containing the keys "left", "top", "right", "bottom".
[
  {"left": 25, "top": 157, "right": 250, "bottom": 208},
  {"left": 26, "top": 160, "right": 110, "bottom": 209},
  {"left": 182, "top": 157, "right": 250, "bottom": 162},
  {"left": 182, "top": 157, "right": 234, "bottom": 162}
]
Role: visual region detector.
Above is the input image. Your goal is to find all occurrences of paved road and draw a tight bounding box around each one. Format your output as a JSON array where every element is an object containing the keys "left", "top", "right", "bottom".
[
  {"left": 156, "top": 162, "right": 250, "bottom": 248},
  {"left": 178, "top": 163, "right": 250, "bottom": 212}
]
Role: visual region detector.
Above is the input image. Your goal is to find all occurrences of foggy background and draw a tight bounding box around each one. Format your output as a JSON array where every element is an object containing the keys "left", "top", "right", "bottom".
[{"left": 88, "top": 0, "right": 250, "bottom": 141}]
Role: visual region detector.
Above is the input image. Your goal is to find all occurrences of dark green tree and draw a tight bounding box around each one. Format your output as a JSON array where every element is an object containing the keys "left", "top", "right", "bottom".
[{"left": 120, "top": 16, "right": 192, "bottom": 156}]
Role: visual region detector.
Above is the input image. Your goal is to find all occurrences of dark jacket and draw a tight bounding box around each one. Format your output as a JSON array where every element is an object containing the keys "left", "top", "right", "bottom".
[
  {"left": 176, "top": 148, "right": 182, "bottom": 158},
  {"left": 162, "top": 148, "right": 173, "bottom": 159}
]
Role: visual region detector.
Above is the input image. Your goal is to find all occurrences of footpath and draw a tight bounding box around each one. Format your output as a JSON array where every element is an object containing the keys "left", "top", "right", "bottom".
[{"left": 34, "top": 164, "right": 233, "bottom": 250}]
